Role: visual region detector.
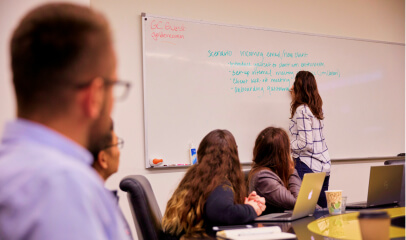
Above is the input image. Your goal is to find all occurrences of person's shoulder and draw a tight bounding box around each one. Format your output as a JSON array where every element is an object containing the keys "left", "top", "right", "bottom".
[
  {"left": 293, "top": 104, "right": 305, "bottom": 115},
  {"left": 252, "top": 169, "right": 284, "bottom": 191},
  {"left": 45, "top": 156, "right": 107, "bottom": 202},
  {"left": 209, "top": 181, "right": 234, "bottom": 196},
  {"left": 34, "top": 149, "right": 100, "bottom": 189},
  {"left": 252, "top": 169, "right": 279, "bottom": 182},
  {"left": 0, "top": 151, "right": 121, "bottom": 239},
  {"left": 296, "top": 104, "right": 307, "bottom": 112},
  {"left": 257, "top": 169, "right": 279, "bottom": 179},
  {"left": 252, "top": 168, "right": 275, "bottom": 176},
  {"left": 0, "top": 146, "right": 104, "bottom": 204},
  {"left": 218, "top": 181, "right": 233, "bottom": 190},
  {"left": 297, "top": 104, "right": 314, "bottom": 116}
]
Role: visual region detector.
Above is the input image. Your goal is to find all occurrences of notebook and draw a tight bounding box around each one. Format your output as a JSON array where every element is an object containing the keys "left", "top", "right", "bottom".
[
  {"left": 254, "top": 172, "right": 326, "bottom": 222},
  {"left": 216, "top": 226, "right": 296, "bottom": 240},
  {"left": 346, "top": 165, "right": 404, "bottom": 209}
]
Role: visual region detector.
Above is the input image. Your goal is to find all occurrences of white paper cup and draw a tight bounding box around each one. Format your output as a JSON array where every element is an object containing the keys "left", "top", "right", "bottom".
[{"left": 325, "top": 190, "right": 342, "bottom": 215}]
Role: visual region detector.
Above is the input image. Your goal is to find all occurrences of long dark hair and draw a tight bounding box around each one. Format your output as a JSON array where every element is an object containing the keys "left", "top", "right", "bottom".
[
  {"left": 290, "top": 71, "right": 324, "bottom": 120},
  {"left": 162, "top": 129, "right": 246, "bottom": 237},
  {"left": 249, "top": 127, "right": 293, "bottom": 187}
]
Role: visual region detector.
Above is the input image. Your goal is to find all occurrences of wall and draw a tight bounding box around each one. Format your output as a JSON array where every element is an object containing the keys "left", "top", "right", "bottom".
[
  {"left": 88, "top": 1, "right": 404, "bottom": 238},
  {"left": 0, "top": 1, "right": 90, "bottom": 132},
  {"left": 1, "top": 0, "right": 404, "bottom": 239}
]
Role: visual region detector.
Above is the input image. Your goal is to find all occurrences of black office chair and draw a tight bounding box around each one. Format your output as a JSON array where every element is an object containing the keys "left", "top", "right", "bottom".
[
  {"left": 243, "top": 169, "right": 250, "bottom": 192},
  {"left": 243, "top": 169, "right": 250, "bottom": 183},
  {"left": 384, "top": 158, "right": 405, "bottom": 207},
  {"left": 120, "top": 175, "right": 174, "bottom": 240},
  {"left": 384, "top": 159, "right": 405, "bottom": 165}
]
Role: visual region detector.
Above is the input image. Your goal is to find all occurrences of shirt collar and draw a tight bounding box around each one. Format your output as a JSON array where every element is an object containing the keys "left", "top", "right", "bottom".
[{"left": 1, "top": 118, "right": 93, "bottom": 166}]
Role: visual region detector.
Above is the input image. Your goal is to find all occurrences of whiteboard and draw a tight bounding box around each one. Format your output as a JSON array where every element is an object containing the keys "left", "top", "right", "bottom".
[{"left": 142, "top": 13, "right": 405, "bottom": 167}]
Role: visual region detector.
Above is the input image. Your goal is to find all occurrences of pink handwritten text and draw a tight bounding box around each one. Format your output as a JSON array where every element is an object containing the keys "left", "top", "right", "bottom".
[
  {"left": 151, "top": 20, "right": 163, "bottom": 29},
  {"left": 151, "top": 31, "right": 185, "bottom": 41},
  {"left": 151, "top": 20, "right": 185, "bottom": 32},
  {"left": 165, "top": 22, "right": 185, "bottom": 31}
]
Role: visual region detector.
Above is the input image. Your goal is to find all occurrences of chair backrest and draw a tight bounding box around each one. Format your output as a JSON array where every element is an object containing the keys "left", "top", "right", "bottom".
[
  {"left": 243, "top": 169, "right": 250, "bottom": 192},
  {"left": 119, "top": 175, "right": 165, "bottom": 240},
  {"left": 384, "top": 159, "right": 405, "bottom": 165},
  {"left": 384, "top": 158, "right": 405, "bottom": 207}
]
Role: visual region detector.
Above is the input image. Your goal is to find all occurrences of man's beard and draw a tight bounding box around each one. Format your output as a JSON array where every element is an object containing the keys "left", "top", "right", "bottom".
[{"left": 87, "top": 98, "right": 112, "bottom": 163}]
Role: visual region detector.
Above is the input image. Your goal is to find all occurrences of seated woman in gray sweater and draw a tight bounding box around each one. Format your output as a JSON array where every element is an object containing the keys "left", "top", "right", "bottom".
[{"left": 248, "top": 127, "right": 302, "bottom": 215}]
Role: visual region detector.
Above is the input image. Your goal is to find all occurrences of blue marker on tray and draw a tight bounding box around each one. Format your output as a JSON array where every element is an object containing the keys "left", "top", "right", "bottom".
[{"left": 190, "top": 144, "right": 197, "bottom": 165}]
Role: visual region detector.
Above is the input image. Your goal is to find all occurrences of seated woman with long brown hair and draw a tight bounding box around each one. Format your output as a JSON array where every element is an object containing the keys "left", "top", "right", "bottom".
[
  {"left": 162, "top": 129, "right": 266, "bottom": 238},
  {"left": 248, "top": 127, "right": 302, "bottom": 215}
]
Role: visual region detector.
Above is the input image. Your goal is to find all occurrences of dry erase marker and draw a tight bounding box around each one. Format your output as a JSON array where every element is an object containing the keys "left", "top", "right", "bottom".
[
  {"left": 150, "top": 158, "right": 164, "bottom": 166},
  {"left": 189, "top": 143, "right": 197, "bottom": 164}
]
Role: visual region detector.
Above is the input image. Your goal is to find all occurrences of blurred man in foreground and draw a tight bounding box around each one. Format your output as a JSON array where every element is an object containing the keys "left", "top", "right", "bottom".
[{"left": 0, "top": 3, "right": 131, "bottom": 239}]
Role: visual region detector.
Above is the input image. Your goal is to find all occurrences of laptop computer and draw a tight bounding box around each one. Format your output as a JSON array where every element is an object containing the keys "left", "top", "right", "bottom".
[
  {"left": 346, "top": 165, "right": 404, "bottom": 209},
  {"left": 254, "top": 172, "right": 326, "bottom": 222}
]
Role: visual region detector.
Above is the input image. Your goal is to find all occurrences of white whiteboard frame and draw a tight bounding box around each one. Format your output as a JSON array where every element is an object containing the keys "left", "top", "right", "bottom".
[{"left": 141, "top": 13, "right": 405, "bottom": 169}]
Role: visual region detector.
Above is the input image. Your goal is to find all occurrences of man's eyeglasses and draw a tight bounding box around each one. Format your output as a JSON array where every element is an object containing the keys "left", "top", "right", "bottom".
[
  {"left": 104, "top": 137, "right": 124, "bottom": 150},
  {"left": 75, "top": 78, "right": 131, "bottom": 101}
]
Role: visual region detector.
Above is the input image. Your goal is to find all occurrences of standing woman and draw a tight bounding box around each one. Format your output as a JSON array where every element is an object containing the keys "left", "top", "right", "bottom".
[
  {"left": 162, "top": 129, "right": 265, "bottom": 239},
  {"left": 289, "top": 70, "right": 331, "bottom": 208}
]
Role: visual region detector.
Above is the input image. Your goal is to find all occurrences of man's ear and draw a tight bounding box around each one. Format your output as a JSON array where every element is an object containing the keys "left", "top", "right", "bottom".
[
  {"left": 83, "top": 77, "right": 105, "bottom": 119},
  {"left": 97, "top": 151, "right": 109, "bottom": 169}
]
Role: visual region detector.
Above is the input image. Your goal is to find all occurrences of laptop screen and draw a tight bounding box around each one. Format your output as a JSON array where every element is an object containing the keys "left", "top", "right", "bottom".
[{"left": 367, "top": 165, "right": 403, "bottom": 206}]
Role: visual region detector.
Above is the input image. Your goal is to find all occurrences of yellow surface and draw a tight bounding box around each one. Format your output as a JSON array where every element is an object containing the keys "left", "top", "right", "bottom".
[{"left": 307, "top": 207, "right": 405, "bottom": 239}]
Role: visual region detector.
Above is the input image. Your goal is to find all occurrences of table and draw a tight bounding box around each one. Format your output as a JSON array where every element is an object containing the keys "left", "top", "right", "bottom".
[
  {"left": 209, "top": 207, "right": 405, "bottom": 240},
  {"left": 181, "top": 207, "right": 405, "bottom": 239},
  {"left": 307, "top": 207, "right": 405, "bottom": 240}
]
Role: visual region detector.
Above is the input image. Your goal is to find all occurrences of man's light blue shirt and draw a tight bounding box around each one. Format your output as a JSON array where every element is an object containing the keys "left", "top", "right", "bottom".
[{"left": 0, "top": 119, "right": 131, "bottom": 240}]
